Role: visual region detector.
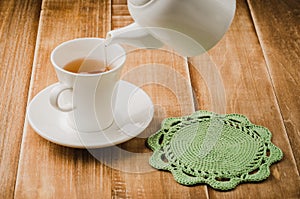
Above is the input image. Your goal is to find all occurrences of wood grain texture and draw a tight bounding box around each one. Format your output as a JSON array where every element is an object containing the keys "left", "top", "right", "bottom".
[
  {"left": 190, "top": 0, "right": 300, "bottom": 198},
  {"left": 247, "top": 0, "right": 300, "bottom": 172},
  {"left": 0, "top": 0, "right": 41, "bottom": 198},
  {"left": 5, "top": 0, "right": 299, "bottom": 198},
  {"left": 110, "top": 47, "right": 208, "bottom": 198},
  {"left": 111, "top": 0, "right": 133, "bottom": 29},
  {"left": 109, "top": 1, "right": 209, "bottom": 198},
  {"left": 14, "top": 0, "right": 112, "bottom": 198}
]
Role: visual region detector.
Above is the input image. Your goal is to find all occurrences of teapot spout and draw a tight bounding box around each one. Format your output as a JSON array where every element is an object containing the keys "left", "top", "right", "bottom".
[{"left": 105, "top": 23, "right": 163, "bottom": 49}]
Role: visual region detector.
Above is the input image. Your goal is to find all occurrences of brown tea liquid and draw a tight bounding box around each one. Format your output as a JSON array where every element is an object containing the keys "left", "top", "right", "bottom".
[{"left": 63, "top": 58, "right": 111, "bottom": 74}]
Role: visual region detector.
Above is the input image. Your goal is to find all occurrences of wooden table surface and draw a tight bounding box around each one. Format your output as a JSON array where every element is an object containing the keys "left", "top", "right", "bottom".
[{"left": 1, "top": 0, "right": 299, "bottom": 198}]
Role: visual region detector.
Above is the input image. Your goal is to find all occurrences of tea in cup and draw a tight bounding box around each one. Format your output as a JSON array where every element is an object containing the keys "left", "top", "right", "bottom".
[{"left": 50, "top": 38, "right": 126, "bottom": 132}]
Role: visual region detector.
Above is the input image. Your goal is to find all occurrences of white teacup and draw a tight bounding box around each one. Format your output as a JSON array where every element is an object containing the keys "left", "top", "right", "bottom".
[{"left": 50, "top": 38, "right": 126, "bottom": 132}]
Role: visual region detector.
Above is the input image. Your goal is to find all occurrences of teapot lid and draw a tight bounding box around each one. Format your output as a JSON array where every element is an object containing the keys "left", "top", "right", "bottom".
[{"left": 129, "top": 0, "right": 151, "bottom": 6}]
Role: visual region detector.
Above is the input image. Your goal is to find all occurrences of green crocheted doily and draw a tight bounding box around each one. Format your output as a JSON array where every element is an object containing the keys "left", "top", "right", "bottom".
[{"left": 147, "top": 110, "right": 283, "bottom": 191}]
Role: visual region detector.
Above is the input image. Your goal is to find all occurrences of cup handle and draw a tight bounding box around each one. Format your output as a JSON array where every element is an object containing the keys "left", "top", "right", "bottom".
[{"left": 49, "top": 84, "right": 73, "bottom": 112}]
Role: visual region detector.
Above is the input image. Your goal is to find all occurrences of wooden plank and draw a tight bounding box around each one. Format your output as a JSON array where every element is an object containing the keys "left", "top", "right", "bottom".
[
  {"left": 112, "top": 15, "right": 134, "bottom": 29},
  {"left": 112, "top": 0, "right": 127, "bottom": 5},
  {"left": 189, "top": 0, "right": 299, "bottom": 197},
  {"left": 112, "top": 48, "right": 208, "bottom": 199},
  {"left": 112, "top": 5, "right": 131, "bottom": 16},
  {"left": 110, "top": 2, "right": 209, "bottom": 198},
  {"left": 111, "top": 0, "right": 133, "bottom": 29},
  {"left": 0, "top": 0, "right": 41, "bottom": 198},
  {"left": 247, "top": 0, "right": 300, "bottom": 172},
  {"left": 14, "top": 0, "right": 112, "bottom": 198}
]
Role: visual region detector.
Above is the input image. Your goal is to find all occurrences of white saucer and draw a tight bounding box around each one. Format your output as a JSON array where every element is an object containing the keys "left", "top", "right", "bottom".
[{"left": 27, "top": 80, "right": 154, "bottom": 148}]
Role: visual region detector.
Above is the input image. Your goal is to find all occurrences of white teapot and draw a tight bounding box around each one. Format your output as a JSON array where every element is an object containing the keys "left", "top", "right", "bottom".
[{"left": 105, "top": 0, "right": 236, "bottom": 57}]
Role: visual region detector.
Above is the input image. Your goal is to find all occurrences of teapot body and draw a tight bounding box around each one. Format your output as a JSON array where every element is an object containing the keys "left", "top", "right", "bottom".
[
  {"left": 106, "top": 0, "right": 236, "bottom": 56},
  {"left": 128, "top": 0, "right": 236, "bottom": 56}
]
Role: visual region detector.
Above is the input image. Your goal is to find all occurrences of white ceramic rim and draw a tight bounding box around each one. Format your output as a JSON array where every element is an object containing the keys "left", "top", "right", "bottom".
[{"left": 50, "top": 37, "right": 126, "bottom": 77}]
